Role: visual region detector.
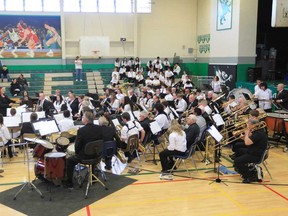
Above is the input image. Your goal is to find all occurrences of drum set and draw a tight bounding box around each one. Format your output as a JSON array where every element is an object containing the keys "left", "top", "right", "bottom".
[{"left": 26, "top": 136, "right": 73, "bottom": 185}]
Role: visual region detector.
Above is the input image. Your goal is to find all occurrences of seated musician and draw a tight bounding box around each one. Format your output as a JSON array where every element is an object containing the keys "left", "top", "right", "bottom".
[
  {"left": 154, "top": 103, "right": 170, "bottom": 132},
  {"left": 138, "top": 111, "right": 153, "bottom": 145},
  {"left": 0, "top": 114, "right": 13, "bottom": 159},
  {"left": 66, "top": 90, "right": 79, "bottom": 116},
  {"left": 187, "top": 93, "right": 198, "bottom": 111},
  {"left": 175, "top": 94, "right": 187, "bottom": 115},
  {"left": 274, "top": 83, "right": 288, "bottom": 110},
  {"left": 185, "top": 114, "right": 200, "bottom": 148},
  {"left": 233, "top": 119, "right": 268, "bottom": 183},
  {"left": 230, "top": 109, "right": 260, "bottom": 160},
  {"left": 63, "top": 111, "right": 103, "bottom": 188},
  {"left": 58, "top": 110, "right": 75, "bottom": 132},
  {"left": 223, "top": 95, "right": 237, "bottom": 114},
  {"left": 98, "top": 116, "right": 119, "bottom": 170},
  {"left": 21, "top": 112, "right": 38, "bottom": 148},
  {"left": 193, "top": 108, "right": 207, "bottom": 140},
  {"left": 37, "top": 91, "right": 55, "bottom": 117},
  {"left": 120, "top": 112, "right": 145, "bottom": 163},
  {"left": 159, "top": 120, "right": 186, "bottom": 174}
]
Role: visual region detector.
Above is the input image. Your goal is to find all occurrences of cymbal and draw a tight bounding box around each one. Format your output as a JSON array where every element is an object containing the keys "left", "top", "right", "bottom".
[{"left": 24, "top": 138, "right": 54, "bottom": 149}]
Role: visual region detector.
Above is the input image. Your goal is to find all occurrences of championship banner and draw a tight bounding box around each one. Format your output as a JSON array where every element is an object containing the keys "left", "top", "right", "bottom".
[{"left": 0, "top": 15, "right": 61, "bottom": 58}]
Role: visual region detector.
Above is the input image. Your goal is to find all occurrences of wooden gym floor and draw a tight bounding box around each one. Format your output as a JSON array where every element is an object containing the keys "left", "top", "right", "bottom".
[{"left": 1, "top": 143, "right": 288, "bottom": 216}]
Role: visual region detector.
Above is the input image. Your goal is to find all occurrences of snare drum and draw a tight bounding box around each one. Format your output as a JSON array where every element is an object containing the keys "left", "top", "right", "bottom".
[
  {"left": 265, "top": 113, "right": 286, "bottom": 133},
  {"left": 33, "top": 141, "right": 54, "bottom": 159},
  {"left": 56, "top": 137, "right": 70, "bottom": 152},
  {"left": 44, "top": 152, "right": 66, "bottom": 180}
]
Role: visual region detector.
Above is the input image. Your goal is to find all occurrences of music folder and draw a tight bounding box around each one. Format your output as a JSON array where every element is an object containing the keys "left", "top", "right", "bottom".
[
  {"left": 53, "top": 113, "right": 65, "bottom": 124},
  {"left": 22, "top": 111, "right": 45, "bottom": 123},
  {"left": 207, "top": 125, "right": 223, "bottom": 142}
]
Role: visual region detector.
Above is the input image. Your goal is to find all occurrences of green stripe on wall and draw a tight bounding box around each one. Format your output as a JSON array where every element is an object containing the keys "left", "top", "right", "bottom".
[{"left": 237, "top": 64, "right": 255, "bottom": 82}]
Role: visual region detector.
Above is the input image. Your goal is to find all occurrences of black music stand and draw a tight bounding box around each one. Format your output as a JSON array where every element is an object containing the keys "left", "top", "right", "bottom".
[
  {"left": 145, "top": 121, "right": 162, "bottom": 165},
  {"left": 206, "top": 125, "right": 228, "bottom": 186},
  {"left": 13, "top": 142, "right": 44, "bottom": 200}
]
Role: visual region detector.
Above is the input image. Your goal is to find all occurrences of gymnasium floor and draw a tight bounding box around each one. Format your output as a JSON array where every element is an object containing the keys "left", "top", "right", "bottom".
[{"left": 1, "top": 144, "right": 288, "bottom": 216}]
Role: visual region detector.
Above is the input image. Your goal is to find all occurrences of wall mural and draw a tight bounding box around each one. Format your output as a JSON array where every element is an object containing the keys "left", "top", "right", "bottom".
[
  {"left": 0, "top": 15, "right": 61, "bottom": 59},
  {"left": 208, "top": 64, "right": 237, "bottom": 90}
]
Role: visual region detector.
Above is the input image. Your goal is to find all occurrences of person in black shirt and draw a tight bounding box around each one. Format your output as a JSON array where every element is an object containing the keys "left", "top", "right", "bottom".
[
  {"left": 0, "top": 87, "right": 15, "bottom": 116},
  {"left": 98, "top": 116, "right": 119, "bottom": 170},
  {"left": 0, "top": 65, "right": 10, "bottom": 82},
  {"left": 64, "top": 112, "right": 103, "bottom": 188},
  {"left": 185, "top": 114, "right": 200, "bottom": 149},
  {"left": 10, "top": 79, "right": 21, "bottom": 96},
  {"left": 274, "top": 83, "right": 288, "bottom": 110},
  {"left": 234, "top": 119, "right": 268, "bottom": 183}
]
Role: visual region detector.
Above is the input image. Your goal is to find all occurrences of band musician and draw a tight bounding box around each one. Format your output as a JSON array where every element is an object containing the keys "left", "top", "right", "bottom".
[
  {"left": 120, "top": 112, "right": 145, "bottom": 163},
  {"left": 63, "top": 112, "right": 103, "bottom": 188},
  {"left": 274, "top": 83, "right": 288, "bottom": 110},
  {"left": 233, "top": 119, "right": 267, "bottom": 183}
]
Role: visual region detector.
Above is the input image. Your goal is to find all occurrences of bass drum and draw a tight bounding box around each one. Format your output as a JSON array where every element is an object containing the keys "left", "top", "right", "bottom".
[{"left": 227, "top": 88, "right": 257, "bottom": 109}]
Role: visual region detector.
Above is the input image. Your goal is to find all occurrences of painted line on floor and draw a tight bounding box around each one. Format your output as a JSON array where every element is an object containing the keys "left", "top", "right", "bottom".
[
  {"left": 85, "top": 205, "right": 91, "bottom": 216},
  {"left": 0, "top": 182, "right": 24, "bottom": 186},
  {"left": 262, "top": 183, "right": 288, "bottom": 202}
]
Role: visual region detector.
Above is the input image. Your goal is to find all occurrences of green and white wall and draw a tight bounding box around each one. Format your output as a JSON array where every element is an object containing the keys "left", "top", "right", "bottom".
[{"left": 1, "top": 0, "right": 258, "bottom": 82}]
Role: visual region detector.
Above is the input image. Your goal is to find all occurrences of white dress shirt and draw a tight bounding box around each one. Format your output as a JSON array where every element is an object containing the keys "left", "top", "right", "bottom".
[
  {"left": 255, "top": 89, "right": 272, "bottom": 110},
  {"left": 0, "top": 124, "right": 12, "bottom": 145},
  {"left": 167, "top": 131, "right": 187, "bottom": 152},
  {"left": 155, "top": 113, "right": 170, "bottom": 130},
  {"left": 121, "top": 120, "right": 143, "bottom": 143},
  {"left": 176, "top": 98, "right": 187, "bottom": 112}
]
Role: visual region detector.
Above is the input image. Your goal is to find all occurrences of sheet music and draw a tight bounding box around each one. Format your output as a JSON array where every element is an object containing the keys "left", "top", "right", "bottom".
[
  {"left": 207, "top": 125, "right": 223, "bottom": 142},
  {"left": 53, "top": 113, "right": 65, "bottom": 124},
  {"left": 149, "top": 121, "right": 161, "bottom": 135},
  {"left": 112, "top": 118, "right": 121, "bottom": 127},
  {"left": 93, "top": 120, "right": 99, "bottom": 125},
  {"left": 212, "top": 114, "right": 225, "bottom": 126},
  {"left": 22, "top": 111, "right": 45, "bottom": 123},
  {"left": 7, "top": 107, "right": 26, "bottom": 116},
  {"left": 32, "top": 120, "right": 59, "bottom": 136},
  {"left": 4, "top": 116, "right": 21, "bottom": 127}
]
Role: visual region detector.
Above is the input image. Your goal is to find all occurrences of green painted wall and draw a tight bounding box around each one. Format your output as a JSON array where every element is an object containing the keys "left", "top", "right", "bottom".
[
  {"left": 237, "top": 64, "right": 255, "bottom": 82},
  {"left": 8, "top": 62, "right": 252, "bottom": 84}
]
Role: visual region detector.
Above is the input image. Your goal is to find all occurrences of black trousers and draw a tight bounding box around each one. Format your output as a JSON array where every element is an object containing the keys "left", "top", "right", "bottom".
[
  {"left": 234, "top": 148, "right": 261, "bottom": 179},
  {"left": 4, "top": 140, "right": 13, "bottom": 158},
  {"left": 159, "top": 149, "right": 185, "bottom": 172}
]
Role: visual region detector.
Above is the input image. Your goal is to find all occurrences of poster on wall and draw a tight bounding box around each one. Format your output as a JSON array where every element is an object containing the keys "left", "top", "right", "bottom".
[
  {"left": 208, "top": 64, "right": 237, "bottom": 90},
  {"left": 0, "top": 15, "right": 61, "bottom": 58},
  {"left": 217, "top": 0, "right": 233, "bottom": 31}
]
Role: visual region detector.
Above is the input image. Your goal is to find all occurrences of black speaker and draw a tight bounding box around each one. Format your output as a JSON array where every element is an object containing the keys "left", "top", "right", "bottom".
[{"left": 247, "top": 67, "right": 262, "bottom": 82}]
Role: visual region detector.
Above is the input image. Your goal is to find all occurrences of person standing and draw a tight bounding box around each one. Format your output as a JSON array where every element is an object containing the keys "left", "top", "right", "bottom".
[
  {"left": 75, "top": 56, "right": 83, "bottom": 81},
  {"left": 0, "top": 87, "right": 15, "bottom": 116}
]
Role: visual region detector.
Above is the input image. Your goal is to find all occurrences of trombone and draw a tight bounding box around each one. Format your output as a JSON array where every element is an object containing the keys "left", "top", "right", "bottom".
[{"left": 221, "top": 121, "right": 267, "bottom": 145}]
